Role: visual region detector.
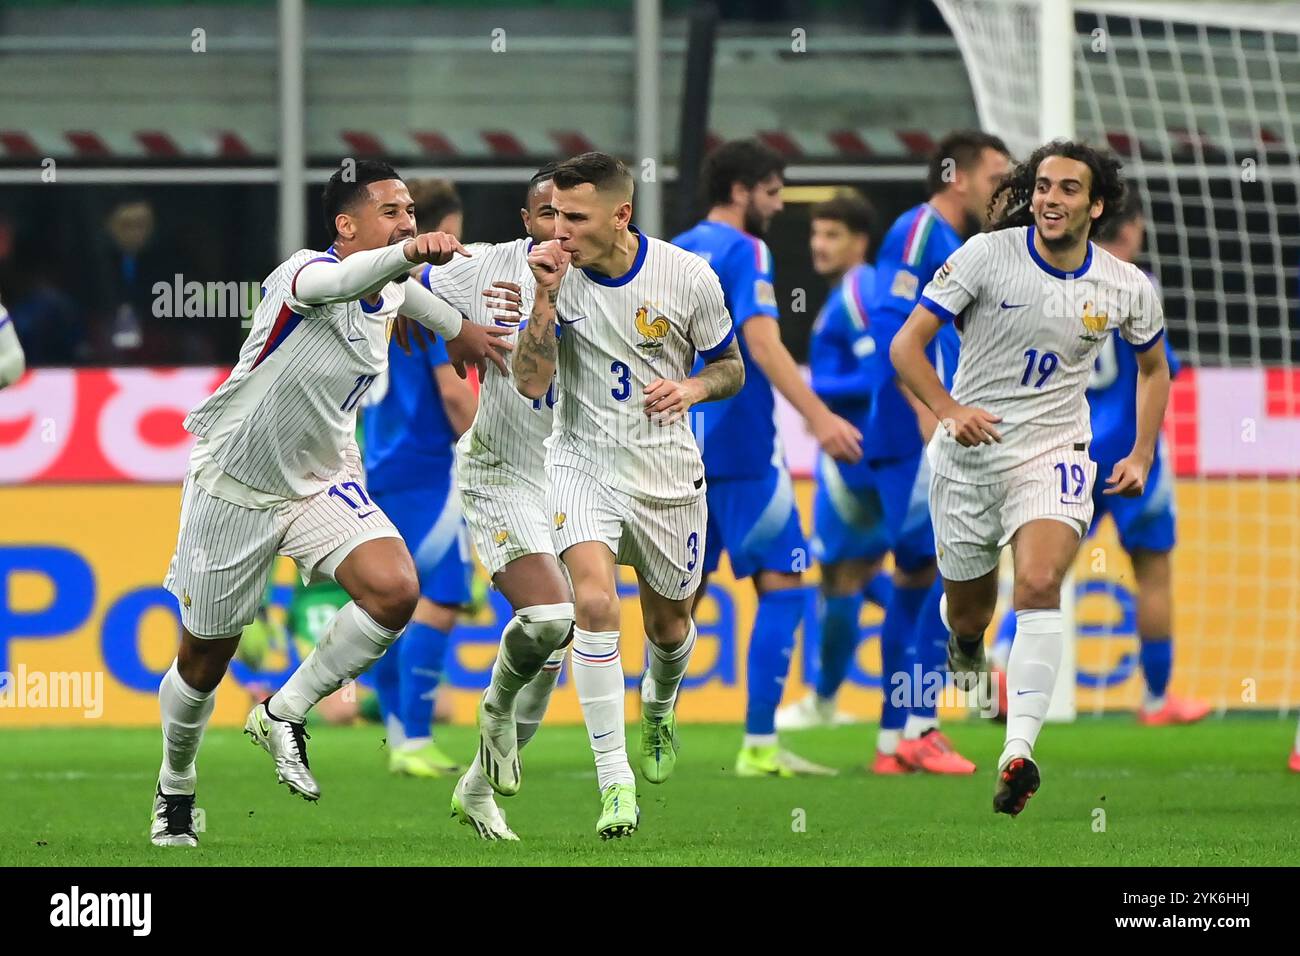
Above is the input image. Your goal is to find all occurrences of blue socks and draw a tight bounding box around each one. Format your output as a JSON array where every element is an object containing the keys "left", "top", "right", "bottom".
[
  {"left": 880, "top": 583, "right": 928, "bottom": 731},
  {"left": 910, "top": 580, "right": 950, "bottom": 721},
  {"left": 746, "top": 589, "right": 808, "bottom": 736},
  {"left": 1140, "top": 636, "right": 1172, "bottom": 700},
  {"left": 372, "top": 635, "right": 402, "bottom": 730},
  {"left": 815, "top": 593, "right": 862, "bottom": 699},
  {"left": 864, "top": 571, "right": 894, "bottom": 610},
  {"left": 399, "top": 620, "right": 451, "bottom": 741}
]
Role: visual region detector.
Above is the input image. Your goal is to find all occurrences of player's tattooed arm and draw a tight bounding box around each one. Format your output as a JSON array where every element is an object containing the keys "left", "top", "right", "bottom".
[
  {"left": 515, "top": 241, "right": 569, "bottom": 399},
  {"left": 690, "top": 337, "right": 744, "bottom": 401},
  {"left": 644, "top": 338, "right": 744, "bottom": 427}
]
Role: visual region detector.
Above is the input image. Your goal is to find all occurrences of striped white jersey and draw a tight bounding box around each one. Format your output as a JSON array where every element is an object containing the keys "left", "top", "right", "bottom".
[
  {"left": 420, "top": 238, "right": 551, "bottom": 481},
  {"left": 184, "top": 248, "right": 404, "bottom": 499},
  {"left": 921, "top": 225, "right": 1164, "bottom": 484},
  {"left": 547, "top": 232, "right": 735, "bottom": 504},
  {"left": 0, "top": 299, "right": 25, "bottom": 389}
]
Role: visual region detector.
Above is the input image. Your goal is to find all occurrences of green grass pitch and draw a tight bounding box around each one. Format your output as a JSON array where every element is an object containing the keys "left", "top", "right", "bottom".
[{"left": 4, "top": 717, "right": 1297, "bottom": 866}]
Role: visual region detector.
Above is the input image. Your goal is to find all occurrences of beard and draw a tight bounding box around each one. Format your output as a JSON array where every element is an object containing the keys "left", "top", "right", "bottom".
[
  {"left": 1037, "top": 212, "right": 1089, "bottom": 250},
  {"left": 742, "top": 203, "right": 767, "bottom": 236}
]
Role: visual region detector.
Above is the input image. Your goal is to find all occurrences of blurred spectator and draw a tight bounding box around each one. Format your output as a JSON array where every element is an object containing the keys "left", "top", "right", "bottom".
[
  {"left": 409, "top": 178, "right": 463, "bottom": 239},
  {"left": 0, "top": 216, "right": 84, "bottom": 365},
  {"left": 82, "top": 198, "right": 183, "bottom": 365}
]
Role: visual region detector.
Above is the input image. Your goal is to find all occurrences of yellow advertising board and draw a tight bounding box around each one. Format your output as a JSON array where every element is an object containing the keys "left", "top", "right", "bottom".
[{"left": 1, "top": 481, "right": 1296, "bottom": 727}]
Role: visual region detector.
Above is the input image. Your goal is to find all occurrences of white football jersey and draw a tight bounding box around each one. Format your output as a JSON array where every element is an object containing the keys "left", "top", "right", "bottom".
[
  {"left": 921, "top": 226, "right": 1164, "bottom": 483},
  {"left": 547, "top": 232, "right": 734, "bottom": 503},
  {"left": 184, "top": 248, "right": 403, "bottom": 498},
  {"left": 421, "top": 238, "right": 551, "bottom": 480}
]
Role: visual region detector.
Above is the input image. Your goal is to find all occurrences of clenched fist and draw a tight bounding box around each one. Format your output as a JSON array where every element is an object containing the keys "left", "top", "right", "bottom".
[{"left": 403, "top": 232, "right": 470, "bottom": 267}]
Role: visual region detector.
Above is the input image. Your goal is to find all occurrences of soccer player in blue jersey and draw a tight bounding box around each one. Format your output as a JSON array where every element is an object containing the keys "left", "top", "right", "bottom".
[
  {"left": 1085, "top": 192, "right": 1209, "bottom": 726},
  {"left": 864, "top": 130, "right": 1009, "bottom": 774},
  {"left": 778, "top": 191, "right": 895, "bottom": 732},
  {"left": 362, "top": 195, "right": 478, "bottom": 777},
  {"left": 674, "top": 139, "right": 862, "bottom": 777}
]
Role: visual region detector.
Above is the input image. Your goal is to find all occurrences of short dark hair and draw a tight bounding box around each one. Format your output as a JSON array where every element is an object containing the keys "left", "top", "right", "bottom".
[
  {"left": 551, "top": 152, "right": 634, "bottom": 199},
  {"left": 926, "top": 130, "right": 1011, "bottom": 196},
  {"left": 701, "top": 139, "right": 786, "bottom": 208},
  {"left": 811, "top": 189, "right": 875, "bottom": 236},
  {"left": 1090, "top": 186, "right": 1143, "bottom": 245},
  {"left": 989, "top": 139, "right": 1126, "bottom": 237},
  {"left": 408, "top": 178, "right": 461, "bottom": 230},
  {"left": 526, "top": 161, "right": 558, "bottom": 203},
  {"left": 322, "top": 160, "right": 403, "bottom": 240}
]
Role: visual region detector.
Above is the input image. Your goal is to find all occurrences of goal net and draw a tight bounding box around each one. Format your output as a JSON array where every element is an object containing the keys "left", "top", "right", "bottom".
[{"left": 934, "top": 0, "right": 1300, "bottom": 714}]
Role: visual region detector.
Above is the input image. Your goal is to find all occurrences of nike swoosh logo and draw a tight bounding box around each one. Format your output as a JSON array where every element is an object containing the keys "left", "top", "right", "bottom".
[
  {"left": 1016, "top": 689, "right": 1045, "bottom": 696},
  {"left": 1000, "top": 300, "right": 1029, "bottom": 310},
  {"left": 346, "top": 333, "right": 366, "bottom": 342},
  {"left": 593, "top": 730, "right": 614, "bottom": 739},
  {"left": 558, "top": 314, "right": 586, "bottom": 326},
  {"left": 356, "top": 509, "right": 377, "bottom": 518}
]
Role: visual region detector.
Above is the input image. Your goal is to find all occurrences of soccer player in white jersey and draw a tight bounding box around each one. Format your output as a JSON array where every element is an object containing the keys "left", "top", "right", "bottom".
[
  {"left": 890, "top": 142, "right": 1171, "bottom": 816},
  {"left": 150, "top": 161, "right": 512, "bottom": 847},
  {"left": 408, "top": 164, "right": 579, "bottom": 840},
  {"left": 0, "top": 299, "right": 25, "bottom": 389},
  {"left": 513, "top": 152, "right": 744, "bottom": 839}
]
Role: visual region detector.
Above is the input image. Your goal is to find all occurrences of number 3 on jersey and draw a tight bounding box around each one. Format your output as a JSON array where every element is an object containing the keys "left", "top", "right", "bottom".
[{"left": 610, "top": 360, "right": 631, "bottom": 401}]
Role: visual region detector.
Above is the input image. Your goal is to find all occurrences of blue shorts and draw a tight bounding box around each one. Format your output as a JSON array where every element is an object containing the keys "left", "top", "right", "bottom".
[
  {"left": 869, "top": 451, "right": 936, "bottom": 573},
  {"left": 703, "top": 466, "right": 808, "bottom": 580},
  {"left": 372, "top": 477, "right": 473, "bottom": 607},
  {"left": 811, "top": 454, "right": 890, "bottom": 565},
  {"left": 1090, "top": 447, "right": 1176, "bottom": 554}
]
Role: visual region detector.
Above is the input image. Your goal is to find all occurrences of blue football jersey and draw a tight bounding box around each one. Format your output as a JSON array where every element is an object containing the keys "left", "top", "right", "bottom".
[
  {"left": 810, "top": 262, "right": 877, "bottom": 455},
  {"left": 362, "top": 334, "right": 458, "bottom": 495},
  {"left": 865, "top": 203, "right": 964, "bottom": 461},
  {"left": 672, "top": 219, "right": 782, "bottom": 480},
  {"left": 1087, "top": 327, "right": 1181, "bottom": 465}
]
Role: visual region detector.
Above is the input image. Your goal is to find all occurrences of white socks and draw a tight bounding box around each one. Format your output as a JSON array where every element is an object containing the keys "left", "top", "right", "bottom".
[
  {"left": 461, "top": 647, "right": 567, "bottom": 800},
  {"left": 158, "top": 661, "right": 217, "bottom": 795},
  {"left": 483, "top": 603, "right": 574, "bottom": 716},
  {"left": 572, "top": 626, "right": 633, "bottom": 790},
  {"left": 516, "top": 647, "right": 567, "bottom": 748},
  {"left": 877, "top": 728, "right": 901, "bottom": 756},
  {"left": 641, "top": 621, "right": 697, "bottom": 720},
  {"left": 271, "top": 601, "right": 400, "bottom": 723},
  {"left": 903, "top": 714, "right": 939, "bottom": 740},
  {"left": 1001, "top": 608, "right": 1063, "bottom": 767}
]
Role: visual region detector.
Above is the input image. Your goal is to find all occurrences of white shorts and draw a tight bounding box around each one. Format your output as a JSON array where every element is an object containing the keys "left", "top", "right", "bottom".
[
  {"left": 457, "top": 449, "right": 554, "bottom": 577},
  {"left": 547, "top": 463, "right": 706, "bottom": 600},
  {"left": 929, "top": 443, "right": 1096, "bottom": 582},
  {"left": 163, "top": 464, "right": 400, "bottom": 638}
]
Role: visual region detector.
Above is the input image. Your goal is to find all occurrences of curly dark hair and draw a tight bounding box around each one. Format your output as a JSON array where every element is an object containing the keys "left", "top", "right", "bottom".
[{"left": 988, "top": 139, "right": 1126, "bottom": 237}]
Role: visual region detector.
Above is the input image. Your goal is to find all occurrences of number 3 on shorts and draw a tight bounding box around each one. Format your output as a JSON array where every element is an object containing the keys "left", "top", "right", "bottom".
[{"left": 686, "top": 531, "right": 699, "bottom": 572}]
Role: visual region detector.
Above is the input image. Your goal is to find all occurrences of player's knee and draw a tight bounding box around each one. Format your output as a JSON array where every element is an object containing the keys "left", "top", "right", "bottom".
[
  {"left": 573, "top": 585, "right": 619, "bottom": 632},
  {"left": 365, "top": 567, "right": 420, "bottom": 630},
  {"left": 821, "top": 562, "right": 864, "bottom": 597},
  {"left": 1013, "top": 568, "right": 1063, "bottom": 609},
  {"left": 893, "top": 561, "right": 936, "bottom": 591},
  {"left": 177, "top": 631, "right": 238, "bottom": 692},
  {"left": 518, "top": 602, "right": 576, "bottom": 653},
  {"left": 644, "top": 609, "right": 691, "bottom": 648},
  {"left": 947, "top": 603, "right": 994, "bottom": 638}
]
